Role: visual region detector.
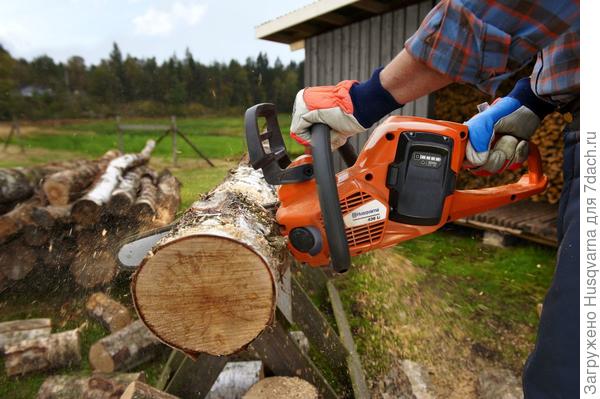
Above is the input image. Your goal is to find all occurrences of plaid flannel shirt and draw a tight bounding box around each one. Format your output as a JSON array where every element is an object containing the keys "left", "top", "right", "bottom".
[{"left": 405, "top": 0, "right": 580, "bottom": 105}]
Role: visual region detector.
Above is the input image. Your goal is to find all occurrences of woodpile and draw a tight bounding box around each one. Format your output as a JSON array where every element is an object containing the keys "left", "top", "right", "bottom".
[
  {"left": 0, "top": 140, "right": 181, "bottom": 291},
  {"left": 434, "top": 82, "right": 567, "bottom": 204}
]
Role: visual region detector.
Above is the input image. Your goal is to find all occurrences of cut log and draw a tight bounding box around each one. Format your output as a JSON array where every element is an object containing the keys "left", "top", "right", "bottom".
[
  {"left": 121, "top": 381, "right": 180, "bottom": 399},
  {"left": 0, "top": 239, "right": 38, "bottom": 280},
  {"left": 86, "top": 292, "right": 132, "bottom": 332},
  {"left": 206, "top": 361, "right": 263, "bottom": 399},
  {"left": 31, "top": 204, "right": 72, "bottom": 229},
  {"left": 43, "top": 150, "right": 121, "bottom": 206},
  {"left": 0, "top": 196, "right": 42, "bottom": 244},
  {"left": 4, "top": 329, "right": 81, "bottom": 376},
  {"left": 132, "top": 163, "right": 286, "bottom": 356},
  {"left": 23, "top": 224, "right": 50, "bottom": 247},
  {"left": 37, "top": 372, "right": 145, "bottom": 399},
  {"left": 132, "top": 175, "right": 158, "bottom": 221},
  {"left": 89, "top": 319, "right": 162, "bottom": 372},
  {"left": 153, "top": 170, "right": 181, "bottom": 227},
  {"left": 0, "top": 318, "right": 52, "bottom": 353},
  {"left": 70, "top": 228, "right": 125, "bottom": 288},
  {"left": 108, "top": 167, "right": 146, "bottom": 216},
  {"left": 243, "top": 377, "right": 318, "bottom": 399},
  {"left": 72, "top": 141, "right": 155, "bottom": 226}
]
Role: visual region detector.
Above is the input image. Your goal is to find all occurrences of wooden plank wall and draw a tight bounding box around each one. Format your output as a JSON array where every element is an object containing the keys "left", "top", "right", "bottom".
[{"left": 304, "top": 0, "right": 434, "bottom": 171}]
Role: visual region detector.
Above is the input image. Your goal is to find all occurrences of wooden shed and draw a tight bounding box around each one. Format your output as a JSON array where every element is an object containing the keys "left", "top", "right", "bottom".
[{"left": 257, "top": 0, "right": 435, "bottom": 168}]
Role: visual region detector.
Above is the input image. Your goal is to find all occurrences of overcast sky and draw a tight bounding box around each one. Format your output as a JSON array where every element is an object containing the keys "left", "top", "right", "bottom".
[{"left": 0, "top": 0, "right": 311, "bottom": 65}]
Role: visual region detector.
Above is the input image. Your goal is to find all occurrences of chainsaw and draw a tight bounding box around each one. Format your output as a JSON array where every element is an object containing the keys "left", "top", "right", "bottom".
[
  {"left": 244, "top": 103, "right": 547, "bottom": 273},
  {"left": 118, "top": 103, "right": 547, "bottom": 272}
]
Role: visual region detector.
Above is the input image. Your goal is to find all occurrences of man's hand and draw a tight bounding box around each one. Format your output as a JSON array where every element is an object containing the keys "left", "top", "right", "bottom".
[
  {"left": 291, "top": 68, "right": 402, "bottom": 149},
  {"left": 290, "top": 80, "right": 365, "bottom": 149},
  {"left": 465, "top": 78, "right": 555, "bottom": 174}
]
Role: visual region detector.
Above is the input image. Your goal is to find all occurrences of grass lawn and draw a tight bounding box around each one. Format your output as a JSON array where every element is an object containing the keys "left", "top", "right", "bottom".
[{"left": 334, "top": 226, "right": 556, "bottom": 396}]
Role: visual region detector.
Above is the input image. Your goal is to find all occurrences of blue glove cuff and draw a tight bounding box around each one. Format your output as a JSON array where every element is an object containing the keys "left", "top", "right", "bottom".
[
  {"left": 349, "top": 67, "right": 403, "bottom": 128},
  {"left": 507, "top": 78, "right": 555, "bottom": 119},
  {"left": 464, "top": 97, "right": 521, "bottom": 152}
]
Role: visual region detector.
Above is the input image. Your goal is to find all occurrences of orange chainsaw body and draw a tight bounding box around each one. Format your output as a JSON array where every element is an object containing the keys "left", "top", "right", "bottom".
[{"left": 276, "top": 116, "right": 547, "bottom": 267}]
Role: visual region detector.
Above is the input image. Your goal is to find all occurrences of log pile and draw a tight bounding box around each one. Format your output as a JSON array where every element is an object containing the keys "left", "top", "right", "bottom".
[
  {"left": 434, "top": 82, "right": 567, "bottom": 204},
  {"left": 0, "top": 140, "right": 181, "bottom": 291}
]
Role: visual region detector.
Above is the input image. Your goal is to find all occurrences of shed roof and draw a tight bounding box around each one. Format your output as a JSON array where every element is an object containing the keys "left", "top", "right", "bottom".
[{"left": 256, "top": 0, "right": 417, "bottom": 48}]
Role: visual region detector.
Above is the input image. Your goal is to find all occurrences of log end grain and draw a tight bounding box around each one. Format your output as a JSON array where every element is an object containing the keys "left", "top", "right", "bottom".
[
  {"left": 89, "top": 341, "right": 116, "bottom": 372},
  {"left": 121, "top": 380, "right": 180, "bottom": 399},
  {"left": 71, "top": 199, "right": 101, "bottom": 227},
  {"left": 42, "top": 179, "right": 70, "bottom": 206},
  {"left": 243, "top": 377, "right": 318, "bottom": 399},
  {"left": 132, "top": 235, "right": 276, "bottom": 356}
]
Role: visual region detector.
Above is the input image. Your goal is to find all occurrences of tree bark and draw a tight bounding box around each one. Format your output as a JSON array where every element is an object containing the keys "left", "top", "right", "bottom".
[
  {"left": 30, "top": 204, "right": 72, "bottom": 229},
  {"left": 86, "top": 292, "right": 132, "bottom": 333},
  {"left": 0, "top": 318, "right": 52, "bottom": 353},
  {"left": 0, "top": 239, "right": 38, "bottom": 280},
  {"left": 4, "top": 329, "right": 81, "bottom": 376},
  {"left": 0, "top": 196, "right": 42, "bottom": 244},
  {"left": 132, "top": 163, "right": 286, "bottom": 356},
  {"left": 152, "top": 170, "right": 181, "bottom": 227},
  {"left": 72, "top": 141, "right": 155, "bottom": 226},
  {"left": 243, "top": 377, "right": 318, "bottom": 399},
  {"left": 89, "top": 319, "right": 162, "bottom": 372},
  {"left": 132, "top": 175, "right": 158, "bottom": 221},
  {"left": 206, "top": 361, "right": 263, "bottom": 399},
  {"left": 108, "top": 167, "right": 146, "bottom": 216},
  {"left": 42, "top": 150, "right": 121, "bottom": 206},
  {"left": 121, "top": 381, "right": 180, "bottom": 399},
  {"left": 37, "top": 372, "right": 145, "bottom": 399}
]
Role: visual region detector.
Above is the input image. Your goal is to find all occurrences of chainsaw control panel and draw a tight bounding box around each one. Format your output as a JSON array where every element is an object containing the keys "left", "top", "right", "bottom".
[{"left": 386, "top": 131, "right": 456, "bottom": 226}]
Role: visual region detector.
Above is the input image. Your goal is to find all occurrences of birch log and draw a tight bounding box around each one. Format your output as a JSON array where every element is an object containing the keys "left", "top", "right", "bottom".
[
  {"left": 121, "top": 381, "right": 180, "bottom": 399},
  {"left": 132, "top": 175, "right": 158, "bottom": 221},
  {"left": 42, "top": 150, "right": 121, "bottom": 206},
  {"left": 0, "top": 196, "right": 42, "bottom": 244},
  {"left": 0, "top": 318, "right": 52, "bottom": 353},
  {"left": 152, "top": 171, "right": 181, "bottom": 227},
  {"left": 30, "top": 204, "right": 72, "bottom": 229},
  {"left": 132, "top": 163, "right": 286, "bottom": 356},
  {"left": 37, "top": 372, "right": 145, "bottom": 399},
  {"left": 108, "top": 167, "right": 146, "bottom": 215},
  {"left": 86, "top": 292, "right": 132, "bottom": 332},
  {"left": 4, "top": 329, "right": 81, "bottom": 376},
  {"left": 72, "top": 141, "right": 155, "bottom": 226},
  {"left": 89, "top": 320, "right": 162, "bottom": 372}
]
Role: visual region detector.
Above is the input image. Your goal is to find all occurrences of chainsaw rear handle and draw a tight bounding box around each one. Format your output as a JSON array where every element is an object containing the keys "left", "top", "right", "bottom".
[
  {"left": 450, "top": 142, "right": 547, "bottom": 221},
  {"left": 311, "top": 123, "right": 352, "bottom": 273}
]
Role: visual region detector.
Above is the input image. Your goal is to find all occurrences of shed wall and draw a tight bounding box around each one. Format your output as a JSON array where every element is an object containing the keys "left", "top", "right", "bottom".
[{"left": 304, "top": 0, "right": 435, "bottom": 170}]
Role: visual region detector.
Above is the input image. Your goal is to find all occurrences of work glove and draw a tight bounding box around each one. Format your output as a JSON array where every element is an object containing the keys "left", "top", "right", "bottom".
[
  {"left": 465, "top": 78, "right": 555, "bottom": 175},
  {"left": 291, "top": 67, "right": 402, "bottom": 149}
]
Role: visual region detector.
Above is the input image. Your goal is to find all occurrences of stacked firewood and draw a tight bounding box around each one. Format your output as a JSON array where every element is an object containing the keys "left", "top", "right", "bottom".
[
  {"left": 0, "top": 140, "right": 181, "bottom": 291},
  {"left": 434, "top": 83, "right": 567, "bottom": 204}
]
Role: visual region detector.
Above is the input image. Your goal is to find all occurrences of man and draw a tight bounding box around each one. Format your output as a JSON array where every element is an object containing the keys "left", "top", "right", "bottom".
[{"left": 290, "top": 0, "right": 580, "bottom": 397}]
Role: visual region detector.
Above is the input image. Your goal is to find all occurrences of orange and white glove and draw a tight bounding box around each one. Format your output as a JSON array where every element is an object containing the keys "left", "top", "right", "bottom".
[{"left": 291, "top": 68, "right": 402, "bottom": 149}]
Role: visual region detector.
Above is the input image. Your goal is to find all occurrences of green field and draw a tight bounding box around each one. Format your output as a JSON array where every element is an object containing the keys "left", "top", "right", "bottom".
[{"left": 0, "top": 116, "right": 558, "bottom": 396}]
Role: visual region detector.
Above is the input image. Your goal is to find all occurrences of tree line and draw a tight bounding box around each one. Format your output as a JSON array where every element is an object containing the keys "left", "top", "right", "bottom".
[{"left": 0, "top": 43, "right": 304, "bottom": 120}]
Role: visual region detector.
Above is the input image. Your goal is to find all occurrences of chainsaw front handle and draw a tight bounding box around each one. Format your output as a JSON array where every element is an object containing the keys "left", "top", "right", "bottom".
[
  {"left": 449, "top": 143, "right": 547, "bottom": 221},
  {"left": 310, "top": 123, "right": 352, "bottom": 273}
]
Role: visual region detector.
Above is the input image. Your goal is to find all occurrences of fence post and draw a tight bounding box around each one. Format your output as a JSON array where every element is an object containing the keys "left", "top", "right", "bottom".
[
  {"left": 171, "top": 115, "right": 178, "bottom": 167},
  {"left": 116, "top": 116, "right": 124, "bottom": 153}
]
